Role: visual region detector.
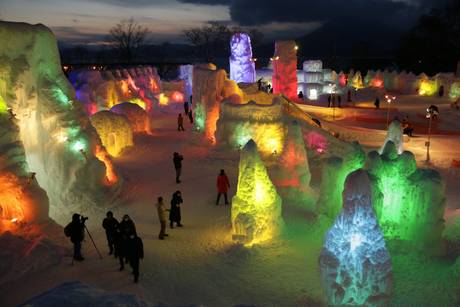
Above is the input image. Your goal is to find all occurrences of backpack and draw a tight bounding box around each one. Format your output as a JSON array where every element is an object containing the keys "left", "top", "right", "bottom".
[{"left": 64, "top": 223, "right": 72, "bottom": 237}]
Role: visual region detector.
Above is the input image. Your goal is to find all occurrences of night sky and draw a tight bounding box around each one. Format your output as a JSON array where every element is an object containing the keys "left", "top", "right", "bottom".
[{"left": 0, "top": 0, "right": 448, "bottom": 45}]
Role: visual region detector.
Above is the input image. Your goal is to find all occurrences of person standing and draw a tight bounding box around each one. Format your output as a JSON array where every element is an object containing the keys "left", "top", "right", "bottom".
[
  {"left": 64, "top": 213, "right": 86, "bottom": 261},
  {"left": 113, "top": 228, "right": 126, "bottom": 271},
  {"left": 173, "top": 152, "right": 183, "bottom": 183},
  {"left": 102, "top": 211, "right": 119, "bottom": 255},
  {"left": 188, "top": 109, "right": 193, "bottom": 124},
  {"left": 184, "top": 101, "right": 189, "bottom": 115},
  {"left": 177, "top": 113, "right": 185, "bottom": 131},
  {"left": 156, "top": 196, "right": 170, "bottom": 240},
  {"left": 119, "top": 214, "right": 137, "bottom": 236},
  {"left": 374, "top": 97, "right": 380, "bottom": 109},
  {"left": 169, "top": 191, "right": 183, "bottom": 228},
  {"left": 126, "top": 233, "right": 144, "bottom": 283},
  {"left": 216, "top": 169, "right": 230, "bottom": 205},
  {"left": 327, "top": 94, "right": 332, "bottom": 107}
]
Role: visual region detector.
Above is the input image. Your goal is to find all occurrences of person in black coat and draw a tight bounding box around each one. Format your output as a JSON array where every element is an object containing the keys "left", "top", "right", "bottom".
[
  {"left": 102, "top": 211, "right": 119, "bottom": 255},
  {"left": 113, "top": 228, "right": 126, "bottom": 271},
  {"left": 126, "top": 233, "right": 144, "bottom": 283},
  {"left": 169, "top": 190, "right": 183, "bottom": 228},
  {"left": 65, "top": 213, "right": 86, "bottom": 261},
  {"left": 173, "top": 152, "right": 183, "bottom": 183},
  {"left": 119, "top": 214, "right": 137, "bottom": 236}
]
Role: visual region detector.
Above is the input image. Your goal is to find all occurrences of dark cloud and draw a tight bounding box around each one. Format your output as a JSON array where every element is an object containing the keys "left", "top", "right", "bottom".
[{"left": 178, "top": 0, "right": 231, "bottom": 4}]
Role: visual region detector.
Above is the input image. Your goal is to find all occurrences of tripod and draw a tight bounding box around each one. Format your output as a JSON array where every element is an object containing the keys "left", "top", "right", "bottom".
[{"left": 85, "top": 225, "right": 103, "bottom": 259}]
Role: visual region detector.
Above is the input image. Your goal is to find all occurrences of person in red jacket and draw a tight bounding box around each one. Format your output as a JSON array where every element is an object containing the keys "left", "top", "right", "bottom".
[{"left": 216, "top": 169, "right": 230, "bottom": 205}]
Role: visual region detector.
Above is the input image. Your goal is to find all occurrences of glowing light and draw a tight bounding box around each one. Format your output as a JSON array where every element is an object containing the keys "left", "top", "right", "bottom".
[
  {"left": 71, "top": 140, "right": 86, "bottom": 153},
  {"left": 372, "top": 79, "right": 383, "bottom": 88},
  {"left": 0, "top": 173, "right": 28, "bottom": 227},
  {"left": 55, "top": 132, "right": 68, "bottom": 143},
  {"left": 350, "top": 233, "right": 363, "bottom": 252},
  {"left": 449, "top": 82, "right": 460, "bottom": 100},
  {"left": 294, "top": 45, "right": 298, "bottom": 50},
  {"left": 52, "top": 88, "right": 71, "bottom": 105},
  {"left": 158, "top": 93, "right": 169, "bottom": 106},
  {"left": 94, "top": 145, "right": 118, "bottom": 185},
  {"left": 129, "top": 98, "right": 147, "bottom": 110},
  {"left": 308, "top": 88, "right": 318, "bottom": 100},
  {"left": 11, "top": 217, "right": 18, "bottom": 223},
  {"left": 149, "top": 78, "right": 159, "bottom": 92},
  {"left": 418, "top": 79, "right": 438, "bottom": 96},
  {"left": 231, "top": 140, "right": 283, "bottom": 246},
  {"left": 172, "top": 91, "right": 184, "bottom": 103},
  {"left": 0, "top": 93, "right": 7, "bottom": 114}
]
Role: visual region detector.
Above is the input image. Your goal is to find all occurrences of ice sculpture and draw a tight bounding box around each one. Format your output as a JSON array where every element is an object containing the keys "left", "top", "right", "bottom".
[
  {"left": 379, "top": 120, "right": 403, "bottom": 155},
  {"left": 320, "top": 169, "right": 392, "bottom": 306},
  {"left": 272, "top": 121, "right": 314, "bottom": 211},
  {"left": 179, "top": 64, "right": 193, "bottom": 99},
  {"left": 216, "top": 99, "right": 285, "bottom": 157},
  {"left": 368, "top": 141, "right": 446, "bottom": 247},
  {"left": 0, "top": 114, "right": 49, "bottom": 233},
  {"left": 231, "top": 140, "right": 283, "bottom": 245},
  {"left": 229, "top": 33, "right": 256, "bottom": 84},
  {"left": 110, "top": 102, "right": 152, "bottom": 134},
  {"left": 351, "top": 71, "right": 364, "bottom": 89},
  {"left": 90, "top": 111, "right": 133, "bottom": 157},
  {"left": 318, "top": 143, "right": 366, "bottom": 218},
  {"left": 192, "top": 64, "right": 242, "bottom": 143},
  {"left": 0, "top": 21, "right": 119, "bottom": 223},
  {"left": 272, "top": 41, "right": 298, "bottom": 99}
]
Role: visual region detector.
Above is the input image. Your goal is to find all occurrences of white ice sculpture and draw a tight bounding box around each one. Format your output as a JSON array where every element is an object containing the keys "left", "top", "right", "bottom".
[
  {"left": 380, "top": 120, "right": 403, "bottom": 154},
  {"left": 319, "top": 169, "right": 392, "bottom": 306},
  {"left": 179, "top": 64, "right": 193, "bottom": 99},
  {"left": 229, "top": 33, "right": 256, "bottom": 84}
]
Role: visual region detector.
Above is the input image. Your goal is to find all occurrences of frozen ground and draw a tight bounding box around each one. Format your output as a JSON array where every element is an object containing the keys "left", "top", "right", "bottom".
[{"left": 2, "top": 99, "right": 460, "bottom": 306}]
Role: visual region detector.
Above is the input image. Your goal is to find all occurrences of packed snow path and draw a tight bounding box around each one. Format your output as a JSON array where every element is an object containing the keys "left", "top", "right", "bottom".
[{"left": 1, "top": 110, "right": 459, "bottom": 307}]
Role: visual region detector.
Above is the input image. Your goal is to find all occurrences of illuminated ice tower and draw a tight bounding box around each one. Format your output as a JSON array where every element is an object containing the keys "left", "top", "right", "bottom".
[
  {"left": 320, "top": 169, "right": 392, "bottom": 306},
  {"left": 229, "top": 33, "right": 256, "bottom": 84},
  {"left": 272, "top": 41, "right": 298, "bottom": 99},
  {"left": 232, "top": 140, "right": 283, "bottom": 246}
]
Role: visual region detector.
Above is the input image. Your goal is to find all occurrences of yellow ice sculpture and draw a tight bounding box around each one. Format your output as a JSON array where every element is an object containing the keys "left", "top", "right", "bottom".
[{"left": 231, "top": 139, "right": 283, "bottom": 246}]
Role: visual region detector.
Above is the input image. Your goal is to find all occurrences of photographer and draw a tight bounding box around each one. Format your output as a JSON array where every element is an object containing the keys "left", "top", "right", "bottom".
[{"left": 64, "top": 213, "right": 87, "bottom": 261}]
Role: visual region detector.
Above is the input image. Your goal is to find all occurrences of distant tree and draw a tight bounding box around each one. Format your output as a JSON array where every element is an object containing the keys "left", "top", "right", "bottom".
[
  {"left": 184, "top": 22, "right": 264, "bottom": 62},
  {"left": 397, "top": 0, "right": 460, "bottom": 74},
  {"left": 109, "top": 18, "right": 149, "bottom": 63}
]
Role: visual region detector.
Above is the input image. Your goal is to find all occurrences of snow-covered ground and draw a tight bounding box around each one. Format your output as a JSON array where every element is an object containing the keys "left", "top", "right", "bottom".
[{"left": 2, "top": 94, "right": 460, "bottom": 306}]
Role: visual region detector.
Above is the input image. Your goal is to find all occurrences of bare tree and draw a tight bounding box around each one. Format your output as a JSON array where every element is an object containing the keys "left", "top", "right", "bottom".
[
  {"left": 184, "top": 22, "right": 264, "bottom": 62},
  {"left": 109, "top": 18, "right": 149, "bottom": 63}
]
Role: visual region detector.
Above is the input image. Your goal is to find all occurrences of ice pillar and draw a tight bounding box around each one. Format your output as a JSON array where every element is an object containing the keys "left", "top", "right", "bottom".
[
  {"left": 379, "top": 120, "right": 403, "bottom": 155},
  {"left": 272, "top": 41, "right": 298, "bottom": 99},
  {"left": 231, "top": 140, "right": 283, "bottom": 245},
  {"left": 319, "top": 169, "right": 392, "bottom": 306},
  {"left": 229, "top": 33, "right": 256, "bottom": 84}
]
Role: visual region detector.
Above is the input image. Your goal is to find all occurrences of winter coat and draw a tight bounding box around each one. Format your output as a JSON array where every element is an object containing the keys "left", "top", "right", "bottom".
[
  {"left": 114, "top": 231, "right": 126, "bottom": 257},
  {"left": 119, "top": 219, "right": 137, "bottom": 236},
  {"left": 102, "top": 217, "right": 119, "bottom": 236},
  {"left": 169, "top": 194, "right": 183, "bottom": 222},
  {"left": 217, "top": 174, "right": 230, "bottom": 193},
  {"left": 127, "top": 236, "right": 144, "bottom": 260},
  {"left": 178, "top": 115, "right": 184, "bottom": 125},
  {"left": 173, "top": 154, "right": 183, "bottom": 170},
  {"left": 156, "top": 201, "right": 168, "bottom": 222},
  {"left": 66, "top": 220, "right": 85, "bottom": 243}
]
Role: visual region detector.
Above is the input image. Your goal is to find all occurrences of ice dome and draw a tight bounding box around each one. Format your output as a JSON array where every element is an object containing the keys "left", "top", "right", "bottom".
[
  {"left": 110, "top": 102, "right": 152, "bottom": 134},
  {"left": 90, "top": 111, "right": 133, "bottom": 157}
]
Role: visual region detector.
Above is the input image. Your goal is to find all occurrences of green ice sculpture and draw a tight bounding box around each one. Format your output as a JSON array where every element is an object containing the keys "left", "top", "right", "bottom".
[{"left": 367, "top": 141, "right": 446, "bottom": 247}]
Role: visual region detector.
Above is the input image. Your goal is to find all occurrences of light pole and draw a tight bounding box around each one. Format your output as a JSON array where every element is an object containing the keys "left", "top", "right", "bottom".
[
  {"left": 425, "top": 107, "right": 436, "bottom": 162},
  {"left": 385, "top": 94, "right": 396, "bottom": 128}
]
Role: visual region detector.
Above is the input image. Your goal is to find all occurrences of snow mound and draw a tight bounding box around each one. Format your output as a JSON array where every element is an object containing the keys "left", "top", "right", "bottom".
[
  {"left": 110, "top": 102, "right": 152, "bottom": 134},
  {"left": 20, "top": 281, "right": 201, "bottom": 307}
]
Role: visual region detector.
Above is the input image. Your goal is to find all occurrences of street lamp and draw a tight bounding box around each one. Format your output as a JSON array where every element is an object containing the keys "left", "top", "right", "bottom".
[
  {"left": 385, "top": 94, "right": 396, "bottom": 128},
  {"left": 425, "top": 105, "right": 439, "bottom": 162}
]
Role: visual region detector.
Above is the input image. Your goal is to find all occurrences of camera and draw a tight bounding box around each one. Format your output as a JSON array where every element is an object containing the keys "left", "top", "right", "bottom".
[{"left": 81, "top": 216, "right": 89, "bottom": 223}]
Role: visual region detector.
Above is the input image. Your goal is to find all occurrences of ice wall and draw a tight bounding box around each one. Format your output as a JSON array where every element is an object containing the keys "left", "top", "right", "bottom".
[
  {"left": 0, "top": 113, "right": 49, "bottom": 232},
  {"left": 216, "top": 99, "right": 285, "bottom": 158},
  {"left": 192, "top": 64, "right": 242, "bottom": 143},
  {"left": 90, "top": 111, "right": 133, "bottom": 157},
  {"left": 272, "top": 41, "right": 298, "bottom": 99},
  {"left": 232, "top": 140, "right": 283, "bottom": 245},
  {"left": 272, "top": 121, "right": 315, "bottom": 211},
  {"left": 368, "top": 141, "right": 446, "bottom": 247},
  {"left": 179, "top": 64, "right": 193, "bottom": 100},
  {"left": 110, "top": 102, "right": 152, "bottom": 134},
  {"left": 379, "top": 120, "right": 404, "bottom": 155},
  {"left": 320, "top": 169, "right": 392, "bottom": 306},
  {"left": 0, "top": 21, "right": 120, "bottom": 223},
  {"left": 318, "top": 143, "right": 366, "bottom": 218},
  {"left": 229, "top": 33, "right": 256, "bottom": 84}
]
